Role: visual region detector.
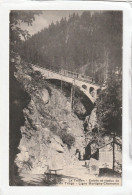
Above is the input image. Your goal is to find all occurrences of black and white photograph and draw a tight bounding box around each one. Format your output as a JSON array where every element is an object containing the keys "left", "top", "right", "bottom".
[{"left": 9, "top": 10, "right": 122, "bottom": 186}]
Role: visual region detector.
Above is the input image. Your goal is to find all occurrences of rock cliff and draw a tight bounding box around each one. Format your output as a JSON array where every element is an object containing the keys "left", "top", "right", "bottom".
[{"left": 13, "top": 56, "right": 95, "bottom": 175}]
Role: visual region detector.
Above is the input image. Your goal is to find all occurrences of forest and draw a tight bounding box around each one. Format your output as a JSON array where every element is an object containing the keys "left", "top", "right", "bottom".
[{"left": 18, "top": 11, "right": 122, "bottom": 84}]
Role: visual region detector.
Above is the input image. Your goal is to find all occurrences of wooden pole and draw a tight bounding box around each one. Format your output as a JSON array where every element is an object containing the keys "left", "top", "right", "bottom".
[
  {"left": 60, "top": 64, "right": 63, "bottom": 92},
  {"left": 112, "top": 133, "right": 115, "bottom": 174},
  {"left": 105, "top": 49, "right": 108, "bottom": 81},
  {"left": 71, "top": 79, "right": 75, "bottom": 111},
  {"left": 71, "top": 84, "right": 73, "bottom": 111},
  {"left": 61, "top": 76, "right": 62, "bottom": 92}
]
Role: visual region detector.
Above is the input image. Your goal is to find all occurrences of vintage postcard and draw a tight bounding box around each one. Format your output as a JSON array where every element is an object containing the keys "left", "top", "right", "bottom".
[{"left": 9, "top": 10, "right": 123, "bottom": 186}]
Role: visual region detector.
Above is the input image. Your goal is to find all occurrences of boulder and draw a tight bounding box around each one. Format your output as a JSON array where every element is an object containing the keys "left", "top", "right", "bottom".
[
  {"left": 41, "top": 89, "right": 49, "bottom": 104},
  {"left": 74, "top": 99, "right": 87, "bottom": 118}
]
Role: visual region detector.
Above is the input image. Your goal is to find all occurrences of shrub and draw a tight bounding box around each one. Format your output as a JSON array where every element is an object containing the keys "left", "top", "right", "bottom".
[
  {"left": 30, "top": 70, "right": 43, "bottom": 82},
  {"left": 49, "top": 124, "right": 58, "bottom": 134},
  {"left": 59, "top": 131, "right": 75, "bottom": 149}
]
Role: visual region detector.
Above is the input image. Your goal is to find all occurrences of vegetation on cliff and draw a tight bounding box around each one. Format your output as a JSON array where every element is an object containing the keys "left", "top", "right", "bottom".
[
  {"left": 96, "top": 70, "right": 122, "bottom": 136},
  {"left": 9, "top": 10, "right": 42, "bottom": 185}
]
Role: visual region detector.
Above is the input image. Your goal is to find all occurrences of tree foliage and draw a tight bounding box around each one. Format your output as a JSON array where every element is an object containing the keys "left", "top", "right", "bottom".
[
  {"left": 9, "top": 10, "right": 42, "bottom": 185},
  {"left": 19, "top": 11, "right": 122, "bottom": 83},
  {"left": 10, "top": 10, "right": 42, "bottom": 51},
  {"left": 96, "top": 71, "right": 122, "bottom": 136}
]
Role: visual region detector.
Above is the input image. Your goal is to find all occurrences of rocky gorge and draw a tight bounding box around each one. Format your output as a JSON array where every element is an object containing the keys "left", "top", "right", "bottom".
[{"left": 10, "top": 54, "right": 99, "bottom": 185}]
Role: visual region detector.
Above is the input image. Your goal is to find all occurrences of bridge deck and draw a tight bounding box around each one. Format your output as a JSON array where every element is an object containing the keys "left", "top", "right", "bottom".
[{"left": 32, "top": 64, "right": 99, "bottom": 87}]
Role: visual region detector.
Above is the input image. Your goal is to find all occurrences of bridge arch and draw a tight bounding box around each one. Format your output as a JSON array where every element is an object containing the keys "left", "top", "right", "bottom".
[
  {"left": 97, "top": 88, "right": 101, "bottom": 95},
  {"left": 89, "top": 87, "right": 94, "bottom": 93}
]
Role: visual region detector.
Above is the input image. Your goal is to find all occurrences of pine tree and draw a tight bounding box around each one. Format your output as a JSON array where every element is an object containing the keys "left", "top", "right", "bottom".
[{"left": 96, "top": 70, "right": 122, "bottom": 136}]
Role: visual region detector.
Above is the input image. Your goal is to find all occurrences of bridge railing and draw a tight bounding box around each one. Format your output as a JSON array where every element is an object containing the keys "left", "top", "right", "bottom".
[
  {"left": 32, "top": 64, "right": 98, "bottom": 85},
  {"left": 59, "top": 69, "right": 94, "bottom": 84}
]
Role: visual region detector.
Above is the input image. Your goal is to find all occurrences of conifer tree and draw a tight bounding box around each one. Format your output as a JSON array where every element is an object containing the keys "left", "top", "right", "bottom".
[{"left": 96, "top": 70, "right": 122, "bottom": 136}]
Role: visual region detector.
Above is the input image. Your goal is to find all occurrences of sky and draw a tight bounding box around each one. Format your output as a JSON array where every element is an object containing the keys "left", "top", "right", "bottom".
[{"left": 20, "top": 10, "right": 85, "bottom": 36}]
